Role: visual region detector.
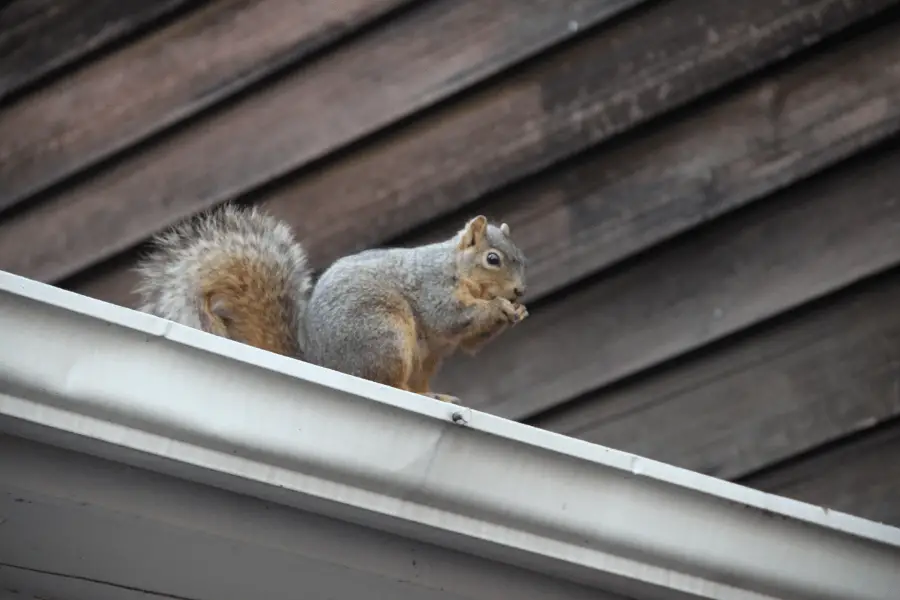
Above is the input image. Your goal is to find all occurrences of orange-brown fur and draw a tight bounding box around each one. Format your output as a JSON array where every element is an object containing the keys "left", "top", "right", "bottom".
[
  {"left": 379, "top": 307, "right": 420, "bottom": 392},
  {"left": 453, "top": 277, "right": 512, "bottom": 350},
  {"left": 200, "top": 256, "right": 301, "bottom": 356},
  {"left": 378, "top": 299, "right": 452, "bottom": 398},
  {"left": 407, "top": 349, "right": 443, "bottom": 395},
  {"left": 372, "top": 278, "right": 506, "bottom": 399},
  {"left": 135, "top": 204, "right": 311, "bottom": 360},
  {"left": 454, "top": 218, "right": 523, "bottom": 303}
]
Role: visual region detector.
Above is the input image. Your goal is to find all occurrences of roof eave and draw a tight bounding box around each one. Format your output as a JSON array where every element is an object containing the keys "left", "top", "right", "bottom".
[{"left": 1, "top": 270, "right": 898, "bottom": 600}]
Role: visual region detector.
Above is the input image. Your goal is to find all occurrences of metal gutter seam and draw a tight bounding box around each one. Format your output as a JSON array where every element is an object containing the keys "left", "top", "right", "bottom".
[{"left": 0, "top": 270, "right": 899, "bottom": 600}]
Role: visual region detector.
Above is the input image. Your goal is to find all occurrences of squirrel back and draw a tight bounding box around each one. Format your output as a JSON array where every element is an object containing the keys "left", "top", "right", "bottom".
[{"left": 134, "top": 204, "right": 312, "bottom": 357}]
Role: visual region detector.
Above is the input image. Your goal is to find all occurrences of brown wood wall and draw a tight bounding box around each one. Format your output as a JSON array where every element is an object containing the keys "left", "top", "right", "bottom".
[{"left": 2, "top": 0, "right": 900, "bottom": 528}]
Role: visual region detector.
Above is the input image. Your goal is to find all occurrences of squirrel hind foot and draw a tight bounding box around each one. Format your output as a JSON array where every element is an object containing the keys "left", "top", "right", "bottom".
[{"left": 424, "top": 392, "right": 461, "bottom": 405}]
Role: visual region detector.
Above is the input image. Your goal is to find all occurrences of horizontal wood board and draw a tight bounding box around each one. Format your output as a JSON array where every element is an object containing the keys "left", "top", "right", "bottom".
[
  {"left": 533, "top": 269, "right": 900, "bottom": 481},
  {"left": 401, "top": 14, "right": 900, "bottom": 304},
  {"left": 0, "top": 0, "right": 645, "bottom": 282},
  {"left": 0, "top": 0, "right": 419, "bottom": 213},
  {"left": 0, "top": 0, "right": 201, "bottom": 103},
  {"left": 744, "top": 419, "right": 900, "bottom": 527},
  {"left": 62, "top": 0, "right": 900, "bottom": 309},
  {"left": 253, "top": 0, "right": 898, "bottom": 272},
  {"left": 434, "top": 134, "right": 900, "bottom": 419}
]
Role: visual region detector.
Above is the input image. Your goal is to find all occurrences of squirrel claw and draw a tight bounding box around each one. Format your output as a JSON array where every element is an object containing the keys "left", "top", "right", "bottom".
[{"left": 425, "top": 392, "right": 461, "bottom": 405}]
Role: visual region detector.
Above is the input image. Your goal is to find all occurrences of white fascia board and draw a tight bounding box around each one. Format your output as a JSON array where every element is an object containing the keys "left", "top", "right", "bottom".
[{"left": 0, "top": 270, "right": 898, "bottom": 600}]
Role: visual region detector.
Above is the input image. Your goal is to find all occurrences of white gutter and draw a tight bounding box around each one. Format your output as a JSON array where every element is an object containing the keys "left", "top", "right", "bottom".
[{"left": 0, "top": 270, "right": 898, "bottom": 600}]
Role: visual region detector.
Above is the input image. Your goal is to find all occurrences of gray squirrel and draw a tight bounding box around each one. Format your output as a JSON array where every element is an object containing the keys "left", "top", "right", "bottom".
[{"left": 135, "top": 204, "right": 528, "bottom": 404}]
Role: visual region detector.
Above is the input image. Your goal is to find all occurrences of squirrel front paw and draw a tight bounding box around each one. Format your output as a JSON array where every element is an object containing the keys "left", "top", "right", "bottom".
[
  {"left": 511, "top": 302, "right": 528, "bottom": 324},
  {"left": 496, "top": 297, "right": 529, "bottom": 324}
]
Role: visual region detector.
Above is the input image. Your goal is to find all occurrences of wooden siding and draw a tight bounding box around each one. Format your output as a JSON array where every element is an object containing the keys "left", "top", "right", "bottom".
[{"left": 2, "top": 0, "right": 900, "bottom": 529}]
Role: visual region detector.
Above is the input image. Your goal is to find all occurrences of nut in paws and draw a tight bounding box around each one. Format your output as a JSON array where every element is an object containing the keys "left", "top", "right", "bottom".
[
  {"left": 496, "top": 297, "right": 527, "bottom": 324},
  {"left": 509, "top": 302, "right": 528, "bottom": 324}
]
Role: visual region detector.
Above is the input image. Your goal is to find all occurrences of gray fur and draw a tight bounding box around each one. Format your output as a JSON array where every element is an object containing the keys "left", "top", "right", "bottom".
[
  {"left": 478, "top": 222, "right": 527, "bottom": 268},
  {"left": 304, "top": 222, "right": 527, "bottom": 381},
  {"left": 134, "top": 207, "right": 526, "bottom": 393},
  {"left": 134, "top": 204, "right": 312, "bottom": 346},
  {"left": 304, "top": 240, "right": 456, "bottom": 380}
]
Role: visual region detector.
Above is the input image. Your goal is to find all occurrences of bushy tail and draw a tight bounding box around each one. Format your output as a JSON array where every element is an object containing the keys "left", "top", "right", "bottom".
[{"left": 134, "top": 203, "right": 313, "bottom": 358}]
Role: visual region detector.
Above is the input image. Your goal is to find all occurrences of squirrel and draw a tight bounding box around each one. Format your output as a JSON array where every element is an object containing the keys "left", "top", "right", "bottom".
[{"left": 134, "top": 204, "right": 528, "bottom": 405}]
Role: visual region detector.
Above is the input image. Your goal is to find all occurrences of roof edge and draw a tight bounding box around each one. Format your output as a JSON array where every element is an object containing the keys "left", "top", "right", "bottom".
[{"left": 1, "top": 270, "right": 898, "bottom": 600}]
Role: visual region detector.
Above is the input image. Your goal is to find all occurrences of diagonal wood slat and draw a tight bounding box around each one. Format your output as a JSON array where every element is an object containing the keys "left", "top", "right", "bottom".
[
  {"left": 0, "top": 0, "right": 644, "bottom": 283},
  {"left": 403, "top": 13, "right": 900, "bottom": 304},
  {"left": 258, "top": 0, "right": 900, "bottom": 271},
  {"left": 65, "top": 0, "right": 900, "bottom": 309},
  {"left": 744, "top": 419, "right": 900, "bottom": 527},
  {"left": 533, "top": 270, "right": 900, "bottom": 482},
  {"left": 436, "top": 135, "right": 900, "bottom": 420},
  {"left": 0, "top": 0, "right": 420, "bottom": 213},
  {"left": 0, "top": 0, "right": 201, "bottom": 102}
]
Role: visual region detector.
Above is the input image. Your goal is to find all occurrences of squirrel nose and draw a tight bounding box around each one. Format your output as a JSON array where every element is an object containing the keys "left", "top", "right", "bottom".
[{"left": 514, "top": 286, "right": 526, "bottom": 299}]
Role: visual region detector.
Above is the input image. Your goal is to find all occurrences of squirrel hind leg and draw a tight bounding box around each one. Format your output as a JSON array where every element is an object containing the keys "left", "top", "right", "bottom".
[
  {"left": 358, "top": 308, "right": 459, "bottom": 405},
  {"left": 351, "top": 307, "right": 419, "bottom": 394},
  {"left": 407, "top": 352, "right": 460, "bottom": 405}
]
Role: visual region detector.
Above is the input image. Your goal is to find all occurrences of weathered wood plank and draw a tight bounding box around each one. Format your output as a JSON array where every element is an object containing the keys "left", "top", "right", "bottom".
[
  {"left": 533, "top": 270, "right": 900, "bottom": 481},
  {"left": 66, "top": 0, "right": 898, "bottom": 308},
  {"left": 744, "top": 420, "right": 900, "bottom": 527},
  {"left": 434, "top": 136, "right": 900, "bottom": 420},
  {"left": 402, "top": 14, "right": 900, "bottom": 303},
  {"left": 0, "top": 0, "right": 200, "bottom": 102},
  {"left": 0, "top": 0, "right": 643, "bottom": 282},
  {"left": 64, "top": 253, "right": 143, "bottom": 310},
  {"left": 0, "top": 0, "right": 419, "bottom": 213},
  {"left": 259, "top": 0, "right": 899, "bottom": 271}
]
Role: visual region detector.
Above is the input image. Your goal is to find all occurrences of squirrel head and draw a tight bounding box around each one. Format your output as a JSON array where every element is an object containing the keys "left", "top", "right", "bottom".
[{"left": 454, "top": 215, "right": 527, "bottom": 302}]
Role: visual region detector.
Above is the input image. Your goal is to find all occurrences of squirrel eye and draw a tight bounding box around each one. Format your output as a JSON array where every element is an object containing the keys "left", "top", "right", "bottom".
[{"left": 486, "top": 251, "right": 501, "bottom": 266}]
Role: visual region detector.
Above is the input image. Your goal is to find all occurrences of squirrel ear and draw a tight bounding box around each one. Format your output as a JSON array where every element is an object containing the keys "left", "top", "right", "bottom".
[
  {"left": 500, "top": 222, "right": 510, "bottom": 236},
  {"left": 459, "top": 215, "right": 488, "bottom": 249}
]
